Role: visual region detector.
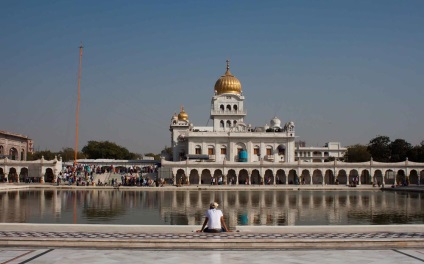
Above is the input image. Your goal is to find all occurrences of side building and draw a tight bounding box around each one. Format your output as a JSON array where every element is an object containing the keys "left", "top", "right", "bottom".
[
  {"left": 0, "top": 130, "right": 34, "bottom": 160},
  {"left": 0, "top": 130, "right": 61, "bottom": 183},
  {"left": 160, "top": 61, "right": 424, "bottom": 186}
]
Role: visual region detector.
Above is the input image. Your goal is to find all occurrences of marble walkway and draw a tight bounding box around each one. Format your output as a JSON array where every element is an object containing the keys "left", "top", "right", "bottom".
[{"left": 1, "top": 248, "right": 424, "bottom": 264}]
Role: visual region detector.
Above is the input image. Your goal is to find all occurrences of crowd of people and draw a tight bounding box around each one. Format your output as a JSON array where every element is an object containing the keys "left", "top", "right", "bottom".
[{"left": 57, "top": 164, "right": 162, "bottom": 187}]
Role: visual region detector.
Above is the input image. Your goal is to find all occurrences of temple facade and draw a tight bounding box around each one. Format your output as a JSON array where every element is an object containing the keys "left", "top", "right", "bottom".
[{"left": 160, "top": 61, "right": 424, "bottom": 186}]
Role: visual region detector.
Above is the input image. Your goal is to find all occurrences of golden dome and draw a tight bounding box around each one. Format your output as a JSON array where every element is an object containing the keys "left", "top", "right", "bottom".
[
  {"left": 178, "top": 106, "right": 188, "bottom": 121},
  {"left": 214, "top": 60, "right": 242, "bottom": 95}
]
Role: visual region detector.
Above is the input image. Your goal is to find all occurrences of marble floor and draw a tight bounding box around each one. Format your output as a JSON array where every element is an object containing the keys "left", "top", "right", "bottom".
[{"left": 1, "top": 248, "right": 424, "bottom": 264}]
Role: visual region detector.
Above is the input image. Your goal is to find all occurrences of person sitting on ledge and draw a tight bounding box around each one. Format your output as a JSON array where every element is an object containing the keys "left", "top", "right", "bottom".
[{"left": 197, "top": 202, "right": 230, "bottom": 233}]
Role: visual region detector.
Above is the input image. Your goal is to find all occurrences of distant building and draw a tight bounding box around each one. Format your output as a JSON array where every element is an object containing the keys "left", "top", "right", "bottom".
[
  {"left": 295, "top": 142, "right": 346, "bottom": 163},
  {"left": 0, "top": 130, "right": 33, "bottom": 161},
  {"left": 295, "top": 141, "right": 306, "bottom": 148}
]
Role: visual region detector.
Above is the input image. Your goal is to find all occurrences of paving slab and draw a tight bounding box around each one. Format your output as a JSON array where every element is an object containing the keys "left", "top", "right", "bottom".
[{"left": 1, "top": 248, "right": 424, "bottom": 264}]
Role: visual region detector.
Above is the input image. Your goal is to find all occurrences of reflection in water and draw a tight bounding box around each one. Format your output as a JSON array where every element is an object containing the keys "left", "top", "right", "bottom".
[{"left": 0, "top": 190, "right": 423, "bottom": 227}]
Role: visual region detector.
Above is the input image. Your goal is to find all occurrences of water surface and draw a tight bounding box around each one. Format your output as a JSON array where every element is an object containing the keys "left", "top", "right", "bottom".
[{"left": 0, "top": 190, "right": 422, "bottom": 227}]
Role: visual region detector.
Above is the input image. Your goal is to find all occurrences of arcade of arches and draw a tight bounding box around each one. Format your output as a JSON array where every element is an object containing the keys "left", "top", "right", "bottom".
[
  {"left": 0, "top": 167, "right": 56, "bottom": 183},
  {"left": 0, "top": 157, "right": 62, "bottom": 183},
  {"left": 173, "top": 168, "right": 424, "bottom": 185}
]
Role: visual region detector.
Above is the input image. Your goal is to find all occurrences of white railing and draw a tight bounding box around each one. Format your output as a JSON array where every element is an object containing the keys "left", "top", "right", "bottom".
[{"left": 265, "top": 155, "right": 274, "bottom": 161}]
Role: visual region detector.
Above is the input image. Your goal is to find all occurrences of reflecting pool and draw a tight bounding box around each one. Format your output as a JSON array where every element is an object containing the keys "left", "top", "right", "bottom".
[{"left": 0, "top": 190, "right": 423, "bottom": 227}]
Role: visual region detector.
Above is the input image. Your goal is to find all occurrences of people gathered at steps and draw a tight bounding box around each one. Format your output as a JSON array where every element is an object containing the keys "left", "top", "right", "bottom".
[
  {"left": 197, "top": 202, "right": 230, "bottom": 233},
  {"left": 56, "top": 164, "right": 164, "bottom": 187}
]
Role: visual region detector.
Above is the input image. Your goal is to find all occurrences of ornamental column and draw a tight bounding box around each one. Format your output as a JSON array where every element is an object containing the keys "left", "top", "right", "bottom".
[
  {"left": 310, "top": 170, "right": 313, "bottom": 185},
  {"left": 382, "top": 169, "right": 386, "bottom": 186},
  {"left": 285, "top": 170, "right": 289, "bottom": 185},
  {"left": 173, "top": 170, "right": 177, "bottom": 186},
  {"left": 405, "top": 158, "right": 409, "bottom": 185},
  {"left": 357, "top": 171, "right": 361, "bottom": 186}
]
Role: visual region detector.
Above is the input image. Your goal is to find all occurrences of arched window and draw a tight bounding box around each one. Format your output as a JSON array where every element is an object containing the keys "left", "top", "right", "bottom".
[
  {"left": 10, "top": 148, "right": 18, "bottom": 160},
  {"left": 220, "top": 145, "right": 227, "bottom": 155},
  {"left": 208, "top": 146, "right": 214, "bottom": 155},
  {"left": 0, "top": 145, "right": 3, "bottom": 155},
  {"left": 233, "top": 105, "right": 238, "bottom": 111},
  {"left": 277, "top": 145, "right": 286, "bottom": 155},
  {"left": 220, "top": 120, "right": 225, "bottom": 128},
  {"left": 266, "top": 146, "right": 273, "bottom": 156},
  {"left": 21, "top": 149, "right": 25, "bottom": 161},
  {"left": 226, "top": 105, "right": 231, "bottom": 111},
  {"left": 233, "top": 120, "right": 237, "bottom": 126},
  {"left": 254, "top": 146, "right": 260, "bottom": 156},
  {"left": 220, "top": 105, "right": 224, "bottom": 111},
  {"left": 195, "top": 146, "right": 202, "bottom": 155},
  {"left": 226, "top": 120, "right": 232, "bottom": 127}
]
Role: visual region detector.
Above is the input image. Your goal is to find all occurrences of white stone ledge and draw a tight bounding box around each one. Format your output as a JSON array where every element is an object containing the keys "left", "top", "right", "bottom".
[
  {"left": 0, "top": 223, "right": 198, "bottom": 233},
  {"left": 236, "top": 224, "right": 424, "bottom": 233},
  {"left": 1, "top": 223, "right": 423, "bottom": 234}
]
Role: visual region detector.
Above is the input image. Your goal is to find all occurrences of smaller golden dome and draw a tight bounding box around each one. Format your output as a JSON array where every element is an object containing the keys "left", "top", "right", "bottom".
[
  {"left": 214, "top": 60, "right": 242, "bottom": 95},
  {"left": 178, "top": 106, "right": 189, "bottom": 121}
]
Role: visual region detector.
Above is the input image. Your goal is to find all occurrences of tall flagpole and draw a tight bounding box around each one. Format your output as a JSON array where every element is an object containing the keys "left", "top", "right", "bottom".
[{"left": 74, "top": 43, "right": 83, "bottom": 166}]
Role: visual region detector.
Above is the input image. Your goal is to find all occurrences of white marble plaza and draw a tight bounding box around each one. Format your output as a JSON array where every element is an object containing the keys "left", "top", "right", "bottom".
[{"left": 1, "top": 248, "right": 424, "bottom": 264}]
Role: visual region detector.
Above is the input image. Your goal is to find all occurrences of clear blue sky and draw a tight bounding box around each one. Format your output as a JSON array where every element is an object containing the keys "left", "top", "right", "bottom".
[{"left": 1, "top": 0, "right": 423, "bottom": 154}]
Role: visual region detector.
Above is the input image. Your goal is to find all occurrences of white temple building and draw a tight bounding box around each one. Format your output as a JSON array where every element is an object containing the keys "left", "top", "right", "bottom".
[{"left": 160, "top": 61, "right": 424, "bottom": 186}]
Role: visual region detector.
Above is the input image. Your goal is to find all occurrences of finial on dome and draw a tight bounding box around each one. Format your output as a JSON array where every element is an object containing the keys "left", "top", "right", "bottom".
[{"left": 225, "top": 59, "right": 232, "bottom": 76}]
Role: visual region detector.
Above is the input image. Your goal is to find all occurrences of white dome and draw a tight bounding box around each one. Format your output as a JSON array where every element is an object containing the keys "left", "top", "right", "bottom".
[{"left": 270, "top": 117, "right": 281, "bottom": 128}]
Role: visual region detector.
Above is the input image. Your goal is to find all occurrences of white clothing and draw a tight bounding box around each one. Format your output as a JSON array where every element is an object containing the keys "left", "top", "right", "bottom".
[{"left": 205, "top": 209, "right": 223, "bottom": 229}]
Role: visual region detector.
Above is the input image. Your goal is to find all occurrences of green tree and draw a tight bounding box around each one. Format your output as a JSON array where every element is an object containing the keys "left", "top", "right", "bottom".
[
  {"left": 57, "top": 147, "right": 85, "bottom": 162},
  {"left": 27, "top": 152, "right": 34, "bottom": 161},
  {"left": 407, "top": 140, "right": 424, "bottom": 162},
  {"left": 28, "top": 150, "right": 57, "bottom": 161},
  {"left": 82, "top": 141, "right": 133, "bottom": 159},
  {"left": 389, "top": 139, "right": 412, "bottom": 162},
  {"left": 367, "top": 135, "right": 391, "bottom": 162},
  {"left": 160, "top": 146, "right": 173, "bottom": 160},
  {"left": 128, "top": 152, "right": 142, "bottom": 160},
  {"left": 345, "top": 144, "right": 371, "bottom": 162}
]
